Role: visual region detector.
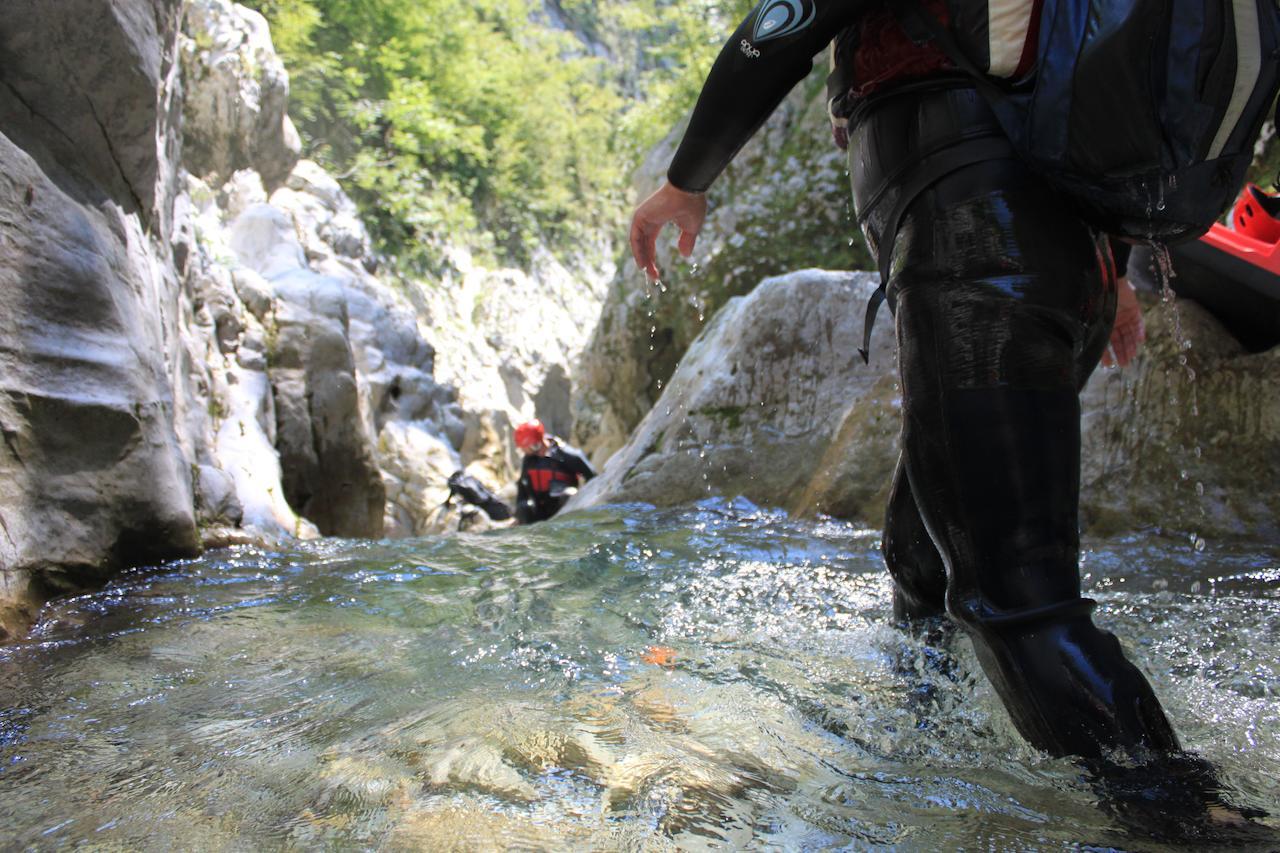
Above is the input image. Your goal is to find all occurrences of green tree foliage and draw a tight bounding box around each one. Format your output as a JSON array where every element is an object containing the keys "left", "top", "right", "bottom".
[{"left": 242, "top": 0, "right": 756, "bottom": 273}]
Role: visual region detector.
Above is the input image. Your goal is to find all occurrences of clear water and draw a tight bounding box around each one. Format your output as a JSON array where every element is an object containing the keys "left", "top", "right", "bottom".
[{"left": 1, "top": 499, "right": 1277, "bottom": 850}]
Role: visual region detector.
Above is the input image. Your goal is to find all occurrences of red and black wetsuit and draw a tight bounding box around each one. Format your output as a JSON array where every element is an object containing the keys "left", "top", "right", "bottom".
[
  {"left": 515, "top": 440, "right": 596, "bottom": 524},
  {"left": 668, "top": 0, "right": 1184, "bottom": 766}
]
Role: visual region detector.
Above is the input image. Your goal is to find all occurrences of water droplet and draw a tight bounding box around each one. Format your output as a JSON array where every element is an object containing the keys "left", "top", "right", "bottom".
[
  {"left": 1180, "top": 469, "right": 1189, "bottom": 480},
  {"left": 1195, "top": 481, "right": 1205, "bottom": 496},
  {"left": 1194, "top": 536, "right": 1207, "bottom": 552},
  {"left": 1194, "top": 446, "right": 1202, "bottom": 458},
  {"left": 1190, "top": 580, "right": 1202, "bottom": 593}
]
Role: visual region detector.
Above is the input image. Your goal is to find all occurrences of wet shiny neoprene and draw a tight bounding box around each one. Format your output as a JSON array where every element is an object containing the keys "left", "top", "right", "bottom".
[{"left": 852, "top": 84, "right": 1180, "bottom": 758}]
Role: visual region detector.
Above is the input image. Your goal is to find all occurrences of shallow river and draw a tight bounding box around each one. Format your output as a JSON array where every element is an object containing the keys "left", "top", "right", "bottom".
[{"left": 1, "top": 500, "right": 1277, "bottom": 850}]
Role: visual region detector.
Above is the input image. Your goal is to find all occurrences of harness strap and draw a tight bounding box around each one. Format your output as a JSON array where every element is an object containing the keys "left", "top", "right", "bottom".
[
  {"left": 858, "top": 134, "right": 1015, "bottom": 362},
  {"left": 970, "top": 596, "right": 1098, "bottom": 629}
]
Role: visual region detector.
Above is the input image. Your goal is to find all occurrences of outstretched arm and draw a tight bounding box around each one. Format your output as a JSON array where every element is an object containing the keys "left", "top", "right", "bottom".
[{"left": 630, "top": 0, "right": 863, "bottom": 277}]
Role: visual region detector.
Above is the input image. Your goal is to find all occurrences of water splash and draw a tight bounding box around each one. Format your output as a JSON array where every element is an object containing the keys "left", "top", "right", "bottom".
[{"left": 0, "top": 508, "right": 1275, "bottom": 847}]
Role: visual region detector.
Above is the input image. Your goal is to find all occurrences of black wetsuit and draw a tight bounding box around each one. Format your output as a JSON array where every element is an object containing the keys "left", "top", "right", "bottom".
[
  {"left": 670, "top": 0, "right": 1180, "bottom": 761},
  {"left": 515, "top": 440, "right": 597, "bottom": 524}
]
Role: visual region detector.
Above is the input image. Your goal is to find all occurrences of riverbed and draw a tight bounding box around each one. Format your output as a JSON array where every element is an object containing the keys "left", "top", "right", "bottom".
[{"left": 1, "top": 500, "right": 1276, "bottom": 849}]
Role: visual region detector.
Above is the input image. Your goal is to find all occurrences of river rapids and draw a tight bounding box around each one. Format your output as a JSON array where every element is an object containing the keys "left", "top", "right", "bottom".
[{"left": 1, "top": 500, "right": 1277, "bottom": 849}]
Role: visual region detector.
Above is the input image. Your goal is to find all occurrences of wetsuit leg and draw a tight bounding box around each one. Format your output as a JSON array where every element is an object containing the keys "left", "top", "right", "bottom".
[
  {"left": 882, "top": 155, "right": 1180, "bottom": 758},
  {"left": 882, "top": 457, "right": 947, "bottom": 622}
]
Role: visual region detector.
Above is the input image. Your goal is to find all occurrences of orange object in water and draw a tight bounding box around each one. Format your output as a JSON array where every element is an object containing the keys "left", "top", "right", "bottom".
[{"left": 641, "top": 645, "right": 677, "bottom": 668}]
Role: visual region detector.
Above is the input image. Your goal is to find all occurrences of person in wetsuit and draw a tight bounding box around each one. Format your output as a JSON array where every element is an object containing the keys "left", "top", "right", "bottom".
[
  {"left": 513, "top": 419, "right": 596, "bottom": 524},
  {"left": 630, "top": 0, "right": 1263, "bottom": 835}
]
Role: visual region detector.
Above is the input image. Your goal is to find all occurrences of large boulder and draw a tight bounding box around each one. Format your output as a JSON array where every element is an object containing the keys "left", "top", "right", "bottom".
[
  {"left": 570, "top": 271, "right": 899, "bottom": 520},
  {"left": 0, "top": 0, "right": 184, "bottom": 224},
  {"left": 229, "top": 205, "right": 386, "bottom": 537},
  {"left": 570, "top": 269, "right": 1280, "bottom": 542}
]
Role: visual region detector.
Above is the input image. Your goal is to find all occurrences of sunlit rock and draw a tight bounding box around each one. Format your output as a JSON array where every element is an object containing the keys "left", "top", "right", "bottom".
[
  {"left": 264, "top": 271, "right": 385, "bottom": 538},
  {"left": 180, "top": 0, "right": 300, "bottom": 190},
  {"left": 378, "top": 421, "right": 461, "bottom": 537},
  {"left": 570, "top": 270, "right": 899, "bottom": 522},
  {"left": 572, "top": 267, "right": 1280, "bottom": 540},
  {"left": 419, "top": 243, "right": 613, "bottom": 487},
  {"left": 0, "top": 0, "right": 184, "bottom": 223}
]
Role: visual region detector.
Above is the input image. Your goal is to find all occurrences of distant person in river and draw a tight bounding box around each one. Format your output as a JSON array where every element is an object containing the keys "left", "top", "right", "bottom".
[
  {"left": 627, "top": 0, "right": 1265, "bottom": 839},
  {"left": 513, "top": 420, "right": 596, "bottom": 525}
]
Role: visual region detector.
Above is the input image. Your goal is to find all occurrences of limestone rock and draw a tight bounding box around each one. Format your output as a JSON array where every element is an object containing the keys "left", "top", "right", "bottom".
[
  {"left": 261, "top": 270, "right": 385, "bottom": 538},
  {"left": 181, "top": 0, "right": 300, "bottom": 190},
  {"left": 0, "top": 0, "right": 184, "bottom": 224},
  {"left": 569, "top": 270, "right": 899, "bottom": 521},
  {"left": 378, "top": 421, "right": 461, "bottom": 538},
  {"left": 571, "top": 268, "right": 1280, "bottom": 541},
  {"left": 412, "top": 241, "right": 613, "bottom": 488},
  {"left": 0, "top": 0, "right": 202, "bottom": 639},
  {"left": 0, "top": 116, "right": 197, "bottom": 640}
]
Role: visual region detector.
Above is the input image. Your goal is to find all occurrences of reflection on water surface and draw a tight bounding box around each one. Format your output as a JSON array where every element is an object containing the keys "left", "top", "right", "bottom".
[{"left": 0, "top": 499, "right": 1277, "bottom": 849}]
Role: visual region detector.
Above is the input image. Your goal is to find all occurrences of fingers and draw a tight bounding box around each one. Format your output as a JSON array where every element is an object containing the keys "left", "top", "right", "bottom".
[
  {"left": 677, "top": 227, "right": 698, "bottom": 258},
  {"left": 628, "top": 182, "right": 708, "bottom": 278},
  {"left": 629, "top": 213, "right": 660, "bottom": 280}
]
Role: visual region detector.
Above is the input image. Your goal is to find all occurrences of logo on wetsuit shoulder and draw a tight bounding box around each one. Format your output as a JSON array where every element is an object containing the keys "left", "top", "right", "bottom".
[
  {"left": 740, "top": 39, "right": 761, "bottom": 58},
  {"left": 752, "top": 0, "right": 816, "bottom": 43}
]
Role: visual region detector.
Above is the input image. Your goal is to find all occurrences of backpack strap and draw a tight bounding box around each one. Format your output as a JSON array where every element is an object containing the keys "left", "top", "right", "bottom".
[{"left": 857, "top": 133, "right": 1015, "bottom": 362}]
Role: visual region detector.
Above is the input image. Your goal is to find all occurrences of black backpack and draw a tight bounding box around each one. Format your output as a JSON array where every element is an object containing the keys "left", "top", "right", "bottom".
[
  {"left": 839, "top": 0, "right": 1280, "bottom": 359},
  {"left": 446, "top": 470, "right": 513, "bottom": 521},
  {"left": 894, "top": 0, "right": 1280, "bottom": 242}
]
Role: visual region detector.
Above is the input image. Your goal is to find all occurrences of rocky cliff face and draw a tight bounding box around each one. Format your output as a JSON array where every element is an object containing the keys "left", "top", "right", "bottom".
[
  {"left": 0, "top": 0, "right": 609, "bottom": 639},
  {"left": 0, "top": 0, "right": 196, "bottom": 637}
]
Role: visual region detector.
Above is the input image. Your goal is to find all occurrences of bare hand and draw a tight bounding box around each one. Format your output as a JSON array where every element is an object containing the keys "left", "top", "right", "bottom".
[
  {"left": 629, "top": 182, "right": 708, "bottom": 280},
  {"left": 1103, "top": 276, "right": 1146, "bottom": 368}
]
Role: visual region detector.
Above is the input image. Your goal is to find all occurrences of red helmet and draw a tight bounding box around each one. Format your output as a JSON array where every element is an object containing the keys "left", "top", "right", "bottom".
[
  {"left": 1231, "top": 183, "right": 1280, "bottom": 243},
  {"left": 514, "top": 419, "right": 545, "bottom": 450}
]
